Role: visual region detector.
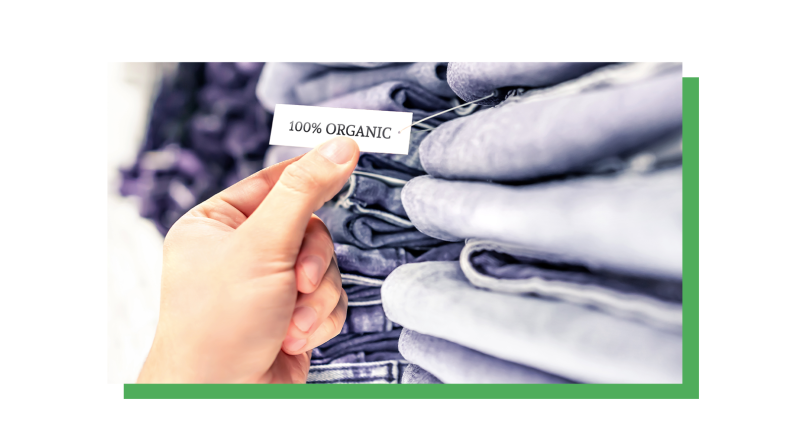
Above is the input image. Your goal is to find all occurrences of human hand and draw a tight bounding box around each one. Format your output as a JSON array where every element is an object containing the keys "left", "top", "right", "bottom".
[{"left": 137, "top": 136, "right": 360, "bottom": 383}]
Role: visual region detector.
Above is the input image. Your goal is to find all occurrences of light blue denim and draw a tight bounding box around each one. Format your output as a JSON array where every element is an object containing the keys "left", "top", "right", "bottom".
[
  {"left": 420, "top": 63, "right": 682, "bottom": 182},
  {"left": 448, "top": 62, "right": 612, "bottom": 104},
  {"left": 381, "top": 261, "right": 683, "bottom": 383},
  {"left": 400, "top": 329, "right": 574, "bottom": 384},
  {"left": 294, "top": 62, "right": 454, "bottom": 104},
  {"left": 402, "top": 168, "right": 682, "bottom": 280},
  {"left": 401, "top": 364, "right": 443, "bottom": 384}
]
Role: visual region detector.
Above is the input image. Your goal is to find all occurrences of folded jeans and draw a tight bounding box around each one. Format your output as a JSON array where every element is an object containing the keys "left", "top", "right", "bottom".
[{"left": 382, "top": 261, "right": 682, "bottom": 383}]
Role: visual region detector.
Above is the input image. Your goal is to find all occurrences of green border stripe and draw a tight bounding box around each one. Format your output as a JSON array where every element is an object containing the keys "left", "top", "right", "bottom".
[
  {"left": 681, "top": 77, "right": 699, "bottom": 397},
  {"left": 124, "top": 77, "right": 700, "bottom": 399}
]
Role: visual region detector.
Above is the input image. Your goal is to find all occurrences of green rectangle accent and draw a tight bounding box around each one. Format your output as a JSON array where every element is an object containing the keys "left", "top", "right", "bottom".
[{"left": 125, "top": 77, "right": 700, "bottom": 399}]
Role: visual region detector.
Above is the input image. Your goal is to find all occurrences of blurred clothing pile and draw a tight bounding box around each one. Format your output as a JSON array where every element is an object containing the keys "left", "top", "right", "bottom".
[
  {"left": 385, "top": 62, "right": 684, "bottom": 384},
  {"left": 121, "top": 62, "right": 684, "bottom": 384},
  {"left": 120, "top": 63, "right": 272, "bottom": 235}
]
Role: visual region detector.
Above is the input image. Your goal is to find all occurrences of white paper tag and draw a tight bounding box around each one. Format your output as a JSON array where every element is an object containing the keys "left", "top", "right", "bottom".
[{"left": 269, "top": 104, "right": 412, "bottom": 155}]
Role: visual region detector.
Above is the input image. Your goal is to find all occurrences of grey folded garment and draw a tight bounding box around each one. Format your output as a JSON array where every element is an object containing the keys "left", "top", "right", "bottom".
[
  {"left": 382, "top": 262, "right": 682, "bottom": 383},
  {"left": 256, "top": 63, "right": 328, "bottom": 112},
  {"left": 318, "top": 81, "right": 454, "bottom": 127},
  {"left": 315, "top": 204, "right": 446, "bottom": 249},
  {"left": 420, "top": 63, "right": 682, "bottom": 182},
  {"left": 399, "top": 329, "right": 574, "bottom": 384},
  {"left": 460, "top": 240, "right": 682, "bottom": 332},
  {"left": 317, "top": 63, "right": 396, "bottom": 68},
  {"left": 448, "top": 62, "right": 612, "bottom": 104},
  {"left": 402, "top": 168, "right": 681, "bottom": 280},
  {"left": 402, "top": 364, "right": 443, "bottom": 384},
  {"left": 294, "top": 62, "right": 455, "bottom": 104}
]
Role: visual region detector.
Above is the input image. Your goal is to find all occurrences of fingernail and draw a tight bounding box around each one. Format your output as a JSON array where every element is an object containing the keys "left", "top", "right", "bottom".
[
  {"left": 292, "top": 306, "right": 318, "bottom": 333},
  {"left": 300, "top": 255, "right": 324, "bottom": 287},
  {"left": 318, "top": 137, "right": 355, "bottom": 164},
  {"left": 283, "top": 336, "right": 307, "bottom": 352}
]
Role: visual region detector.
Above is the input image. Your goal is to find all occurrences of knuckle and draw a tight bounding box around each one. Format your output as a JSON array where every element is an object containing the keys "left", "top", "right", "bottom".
[
  {"left": 327, "top": 311, "right": 344, "bottom": 337},
  {"left": 305, "top": 220, "right": 333, "bottom": 252},
  {"left": 279, "top": 162, "right": 321, "bottom": 196}
]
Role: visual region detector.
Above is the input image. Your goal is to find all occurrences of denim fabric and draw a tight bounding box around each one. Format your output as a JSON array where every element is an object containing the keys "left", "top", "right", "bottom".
[
  {"left": 342, "top": 303, "right": 393, "bottom": 334},
  {"left": 352, "top": 130, "right": 429, "bottom": 180},
  {"left": 317, "top": 63, "right": 396, "bottom": 68},
  {"left": 399, "top": 329, "right": 574, "bottom": 384},
  {"left": 310, "top": 330, "right": 403, "bottom": 365},
  {"left": 355, "top": 153, "right": 424, "bottom": 181},
  {"left": 402, "top": 364, "right": 443, "bottom": 384},
  {"left": 294, "top": 62, "right": 455, "bottom": 104},
  {"left": 381, "top": 262, "right": 682, "bottom": 383},
  {"left": 336, "top": 243, "right": 464, "bottom": 278},
  {"left": 121, "top": 63, "right": 271, "bottom": 235},
  {"left": 344, "top": 283, "right": 383, "bottom": 304},
  {"left": 460, "top": 239, "right": 682, "bottom": 332},
  {"left": 401, "top": 168, "right": 682, "bottom": 279},
  {"left": 420, "top": 64, "right": 682, "bottom": 182},
  {"left": 448, "top": 62, "right": 612, "bottom": 104},
  {"left": 336, "top": 173, "right": 412, "bottom": 227},
  {"left": 255, "top": 63, "right": 328, "bottom": 112},
  {"left": 307, "top": 360, "right": 407, "bottom": 384},
  {"left": 318, "top": 81, "right": 454, "bottom": 127},
  {"left": 315, "top": 204, "right": 446, "bottom": 249},
  {"left": 341, "top": 273, "right": 384, "bottom": 287},
  {"left": 581, "top": 130, "right": 683, "bottom": 177}
]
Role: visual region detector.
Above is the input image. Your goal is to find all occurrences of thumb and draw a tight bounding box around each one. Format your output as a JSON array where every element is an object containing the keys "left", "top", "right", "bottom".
[{"left": 235, "top": 136, "right": 359, "bottom": 263}]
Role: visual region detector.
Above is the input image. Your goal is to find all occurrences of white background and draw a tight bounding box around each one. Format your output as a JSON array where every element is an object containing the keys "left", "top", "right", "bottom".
[{"left": 2, "top": 0, "right": 791, "bottom": 443}]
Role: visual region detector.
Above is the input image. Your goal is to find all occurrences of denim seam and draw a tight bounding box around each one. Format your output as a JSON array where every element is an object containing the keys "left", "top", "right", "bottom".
[
  {"left": 498, "top": 62, "right": 682, "bottom": 109},
  {"left": 459, "top": 240, "right": 682, "bottom": 332}
]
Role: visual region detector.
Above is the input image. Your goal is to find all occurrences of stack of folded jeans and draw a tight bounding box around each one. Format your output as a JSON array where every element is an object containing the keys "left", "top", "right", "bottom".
[
  {"left": 120, "top": 63, "right": 272, "bottom": 235},
  {"left": 257, "top": 63, "right": 474, "bottom": 383},
  {"left": 382, "top": 63, "right": 685, "bottom": 383}
]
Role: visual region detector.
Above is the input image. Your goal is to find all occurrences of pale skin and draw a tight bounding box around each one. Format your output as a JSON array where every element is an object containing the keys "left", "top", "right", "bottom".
[{"left": 138, "top": 136, "right": 360, "bottom": 383}]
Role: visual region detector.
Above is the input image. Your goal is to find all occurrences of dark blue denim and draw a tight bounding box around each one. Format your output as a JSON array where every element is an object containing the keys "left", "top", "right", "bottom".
[
  {"left": 335, "top": 243, "right": 464, "bottom": 278},
  {"left": 310, "top": 330, "right": 403, "bottom": 366},
  {"left": 343, "top": 174, "right": 408, "bottom": 218},
  {"left": 307, "top": 360, "right": 407, "bottom": 384},
  {"left": 343, "top": 283, "right": 383, "bottom": 304},
  {"left": 315, "top": 204, "right": 445, "bottom": 249},
  {"left": 342, "top": 304, "right": 393, "bottom": 334}
]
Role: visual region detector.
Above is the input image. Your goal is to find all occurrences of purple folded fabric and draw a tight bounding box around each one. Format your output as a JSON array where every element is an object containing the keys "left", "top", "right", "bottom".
[
  {"left": 294, "top": 62, "right": 454, "bottom": 104},
  {"left": 420, "top": 64, "right": 683, "bottom": 182},
  {"left": 318, "top": 81, "right": 454, "bottom": 126},
  {"left": 448, "top": 62, "right": 612, "bottom": 104}
]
